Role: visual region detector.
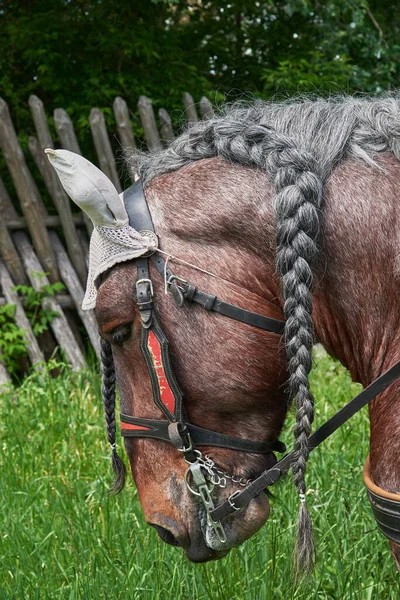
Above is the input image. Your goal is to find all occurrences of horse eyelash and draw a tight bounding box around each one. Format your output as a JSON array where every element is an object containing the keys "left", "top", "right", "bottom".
[{"left": 111, "top": 323, "right": 133, "bottom": 346}]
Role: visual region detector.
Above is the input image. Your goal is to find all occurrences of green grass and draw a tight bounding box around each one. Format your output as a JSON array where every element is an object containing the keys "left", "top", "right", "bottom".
[{"left": 0, "top": 354, "right": 398, "bottom": 599}]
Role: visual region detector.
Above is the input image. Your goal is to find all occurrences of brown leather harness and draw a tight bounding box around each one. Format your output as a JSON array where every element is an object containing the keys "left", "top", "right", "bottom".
[{"left": 117, "top": 179, "right": 400, "bottom": 545}]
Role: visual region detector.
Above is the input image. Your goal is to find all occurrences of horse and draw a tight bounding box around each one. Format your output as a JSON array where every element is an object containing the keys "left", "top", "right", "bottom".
[{"left": 47, "top": 95, "right": 400, "bottom": 574}]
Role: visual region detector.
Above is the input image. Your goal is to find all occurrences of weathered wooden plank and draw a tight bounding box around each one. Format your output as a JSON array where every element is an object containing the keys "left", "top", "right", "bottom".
[
  {"left": 28, "top": 98, "right": 86, "bottom": 265},
  {"left": 0, "top": 174, "right": 84, "bottom": 366},
  {"left": 13, "top": 232, "right": 86, "bottom": 370},
  {"left": 28, "top": 136, "right": 87, "bottom": 285},
  {"left": 28, "top": 95, "right": 54, "bottom": 149},
  {"left": 0, "top": 294, "right": 73, "bottom": 308},
  {"left": 113, "top": 97, "right": 136, "bottom": 150},
  {"left": 53, "top": 108, "right": 82, "bottom": 154},
  {"left": 200, "top": 96, "right": 214, "bottom": 120},
  {"left": 112, "top": 96, "right": 136, "bottom": 182},
  {"left": 158, "top": 108, "right": 175, "bottom": 142},
  {"left": 0, "top": 175, "right": 16, "bottom": 220},
  {"left": 0, "top": 175, "right": 28, "bottom": 285},
  {"left": 82, "top": 210, "right": 94, "bottom": 237},
  {"left": 137, "top": 96, "right": 162, "bottom": 151},
  {"left": 0, "top": 97, "right": 58, "bottom": 281},
  {"left": 0, "top": 349, "right": 11, "bottom": 386},
  {"left": 89, "top": 108, "right": 122, "bottom": 192},
  {"left": 77, "top": 229, "right": 89, "bottom": 269},
  {"left": 0, "top": 174, "right": 27, "bottom": 285},
  {"left": 183, "top": 92, "right": 198, "bottom": 123},
  {"left": 49, "top": 232, "right": 101, "bottom": 359},
  {"left": 0, "top": 258, "right": 45, "bottom": 368},
  {"left": 0, "top": 218, "right": 27, "bottom": 285},
  {"left": 7, "top": 214, "right": 84, "bottom": 230}
]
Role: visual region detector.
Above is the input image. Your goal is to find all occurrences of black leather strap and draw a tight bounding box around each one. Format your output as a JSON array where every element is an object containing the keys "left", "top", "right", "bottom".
[
  {"left": 136, "top": 258, "right": 153, "bottom": 328},
  {"left": 124, "top": 184, "right": 285, "bottom": 335},
  {"left": 120, "top": 415, "right": 286, "bottom": 454},
  {"left": 139, "top": 310, "right": 184, "bottom": 423},
  {"left": 210, "top": 358, "right": 400, "bottom": 521},
  {"left": 367, "top": 489, "right": 400, "bottom": 544},
  {"left": 181, "top": 283, "right": 285, "bottom": 334},
  {"left": 124, "top": 180, "right": 155, "bottom": 232}
]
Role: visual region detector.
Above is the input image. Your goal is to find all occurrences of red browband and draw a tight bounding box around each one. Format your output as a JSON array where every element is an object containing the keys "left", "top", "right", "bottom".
[{"left": 147, "top": 329, "right": 175, "bottom": 414}]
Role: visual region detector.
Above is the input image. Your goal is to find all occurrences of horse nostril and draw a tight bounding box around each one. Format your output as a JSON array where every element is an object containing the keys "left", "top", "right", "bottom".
[{"left": 152, "top": 524, "right": 181, "bottom": 547}]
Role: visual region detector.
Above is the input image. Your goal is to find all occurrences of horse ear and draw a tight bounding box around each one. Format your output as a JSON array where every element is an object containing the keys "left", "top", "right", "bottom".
[
  {"left": 45, "top": 148, "right": 132, "bottom": 230},
  {"left": 45, "top": 148, "right": 157, "bottom": 311}
]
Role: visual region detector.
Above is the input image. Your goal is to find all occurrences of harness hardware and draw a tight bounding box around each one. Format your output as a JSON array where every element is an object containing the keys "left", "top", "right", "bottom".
[
  {"left": 227, "top": 490, "right": 242, "bottom": 512},
  {"left": 136, "top": 278, "right": 154, "bottom": 298},
  {"left": 166, "top": 274, "right": 187, "bottom": 289},
  {"left": 176, "top": 435, "right": 194, "bottom": 453}
]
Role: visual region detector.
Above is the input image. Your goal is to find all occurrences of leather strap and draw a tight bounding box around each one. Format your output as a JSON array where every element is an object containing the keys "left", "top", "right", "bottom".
[
  {"left": 120, "top": 415, "right": 286, "bottom": 454},
  {"left": 363, "top": 456, "right": 400, "bottom": 502},
  {"left": 124, "top": 182, "right": 285, "bottom": 335},
  {"left": 210, "top": 358, "right": 400, "bottom": 521},
  {"left": 181, "top": 283, "right": 285, "bottom": 334},
  {"left": 366, "top": 489, "right": 400, "bottom": 544},
  {"left": 364, "top": 455, "right": 400, "bottom": 544},
  {"left": 139, "top": 305, "right": 184, "bottom": 423},
  {"left": 124, "top": 180, "right": 155, "bottom": 232}
]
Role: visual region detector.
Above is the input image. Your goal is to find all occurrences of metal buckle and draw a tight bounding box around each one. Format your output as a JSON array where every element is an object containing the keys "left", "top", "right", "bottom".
[
  {"left": 136, "top": 278, "right": 154, "bottom": 298},
  {"left": 228, "top": 490, "right": 242, "bottom": 511},
  {"left": 167, "top": 274, "right": 187, "bottom": 290},
  {"left": 176, "top": 432, "right": 193, "bottom": 453}
]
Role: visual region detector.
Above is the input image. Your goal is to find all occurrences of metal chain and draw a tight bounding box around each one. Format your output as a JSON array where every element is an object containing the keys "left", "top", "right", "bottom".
[
  {"left": 185, "top": 450, "right": 252, "bottom": 488},
  {"left": 204, "top": 455, "right": 252, "bottom": 488}
]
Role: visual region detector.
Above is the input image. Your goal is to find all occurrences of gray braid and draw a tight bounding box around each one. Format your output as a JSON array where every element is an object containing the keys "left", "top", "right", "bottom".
[
  {"left": 224, "top": 122, "right": 321, "bottom": 574},
  {"left": 100, "top": 337, "right": 126, "bottom": 494},
  {"left": 273, "top": 150, "right": 322, "bottom": 577}
]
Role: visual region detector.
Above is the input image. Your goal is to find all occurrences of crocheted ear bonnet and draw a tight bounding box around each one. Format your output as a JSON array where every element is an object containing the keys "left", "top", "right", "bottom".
[{"left": 46, "top": 149, "right": 157, "bottom": 309}]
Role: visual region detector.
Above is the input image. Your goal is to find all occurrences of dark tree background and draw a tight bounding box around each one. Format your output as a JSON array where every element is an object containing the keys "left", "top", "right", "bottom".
[{"left": 1, "top": 0, "right": 400, "bottom": 140}]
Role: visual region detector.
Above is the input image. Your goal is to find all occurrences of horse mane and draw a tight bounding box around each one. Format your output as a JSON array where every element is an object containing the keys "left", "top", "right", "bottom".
[
  {"left": 120, "top": 95, "right": 400, "bottom": 575},
  {"left": 131, "top": 94, "right": 400, "bottom": 184}
]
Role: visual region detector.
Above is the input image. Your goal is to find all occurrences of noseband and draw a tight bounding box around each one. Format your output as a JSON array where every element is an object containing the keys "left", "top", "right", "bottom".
[{"left": 117, "top": 180, "right": 400, "bottom": 545}]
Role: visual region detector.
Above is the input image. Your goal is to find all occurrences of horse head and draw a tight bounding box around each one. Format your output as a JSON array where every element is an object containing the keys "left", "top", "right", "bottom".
[{"left": 47, "top": 97, "right": 400, "bottom": 572}]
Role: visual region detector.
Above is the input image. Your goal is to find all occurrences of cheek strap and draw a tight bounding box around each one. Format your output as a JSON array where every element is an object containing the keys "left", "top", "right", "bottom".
[{"left": 363, "top": 455, "right": 400, "bottom": 544}]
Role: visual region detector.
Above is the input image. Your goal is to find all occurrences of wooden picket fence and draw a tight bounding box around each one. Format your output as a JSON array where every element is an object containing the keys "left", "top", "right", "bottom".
[{"left": 0, "top": 92, "right": 214, "bottom": 383}]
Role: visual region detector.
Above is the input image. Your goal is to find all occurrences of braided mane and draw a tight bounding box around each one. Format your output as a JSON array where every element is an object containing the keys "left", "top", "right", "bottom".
[
  {"left": 132, "top": 95, "right": 400, "bottom": 184},
  {"left": 103, "top": 95, "right": 400, "bottom": 574}
]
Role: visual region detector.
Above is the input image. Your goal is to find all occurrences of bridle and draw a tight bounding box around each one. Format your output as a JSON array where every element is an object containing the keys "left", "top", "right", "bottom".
[
  {"left": 120, "top": 180, "right": 286, "bottom": 541},
  {"left": 117, "top": 180, "right": 400, "bottom": 546}
]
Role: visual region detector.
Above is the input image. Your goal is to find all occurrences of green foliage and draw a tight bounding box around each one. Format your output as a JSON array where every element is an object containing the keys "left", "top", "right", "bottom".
[
  {"left": 262, "top": 52, "right": 355, "bottom": 95},
  {"left": 0, "top": 303, "right": 28, "bottom": 374},
  {"left": 0, "top": 274, "right": 66, "bottom": 376},
  {"left": 1, "top": 1, "right": 399, "bottom": 156},
  {"left": 13, "top": 273, "right": 65, "bottom": 336},
  {"left": 0, "top": 353, "right": 397, "bottom": 597}
]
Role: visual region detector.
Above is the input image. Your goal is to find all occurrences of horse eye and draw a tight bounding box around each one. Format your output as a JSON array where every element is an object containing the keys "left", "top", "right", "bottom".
[{"left": 111, "top": 323, "right": 133, "bottom": 346}]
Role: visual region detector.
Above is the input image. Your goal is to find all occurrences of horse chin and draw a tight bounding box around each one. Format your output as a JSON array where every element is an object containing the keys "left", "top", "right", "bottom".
[{"left": 199, "top": 492, "right": 271, "bottom": 554}]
